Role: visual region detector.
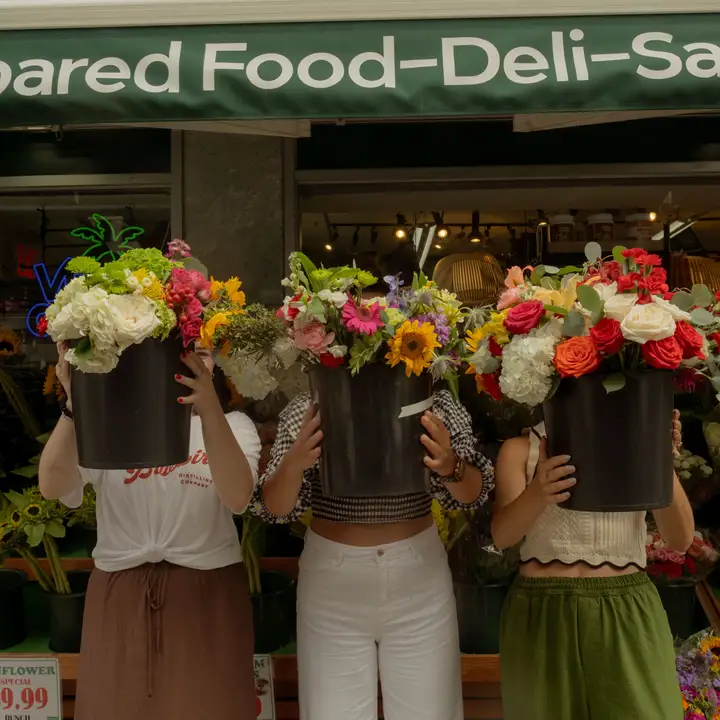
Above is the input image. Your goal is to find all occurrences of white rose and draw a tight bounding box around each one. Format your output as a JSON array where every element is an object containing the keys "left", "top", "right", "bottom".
[
  {"left": 50, "top": 277, "right": 88, "bottom": 310},
  {"left": 101, "top": 294, "right": 161, "bottom": 348},
  {"left": 47, "top": 286, "right": 108, "bottom": 341},
  {"left": 328, "top": 344, "right": 348, "bottom": 358},
  {"left": 620, "top": 303, "right": 676, "bottom": 344},
  {"left": 65, "top": 346, "right": 120, "bottom": 374},
  {"left": 46, "top": 303, "right": 85, "bottom": 341},
  {"left": 594, "top": 281, "right": 618, "bottom": 302},
  {"left": 604, "top": 293, "right": 637, "bottom": 321},
  {"left": 652, "top": 295, "right": 692, "bottom": 322}
]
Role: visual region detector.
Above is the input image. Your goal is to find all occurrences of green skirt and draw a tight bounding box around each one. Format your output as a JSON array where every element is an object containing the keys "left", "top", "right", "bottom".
[{"left": 500, "top": 573, "right": 683, "bottom": 720}]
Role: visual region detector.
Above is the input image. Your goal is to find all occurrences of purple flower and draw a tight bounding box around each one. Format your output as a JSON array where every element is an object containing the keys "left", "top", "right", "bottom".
[
  {"left": 417, "top": 312, "right": 451, "bottom": 345},
  {"left": 384, "top": 274, "right": 404, "bottom": 305}
]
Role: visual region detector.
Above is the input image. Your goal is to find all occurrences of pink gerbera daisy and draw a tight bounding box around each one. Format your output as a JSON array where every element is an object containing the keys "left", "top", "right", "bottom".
[{"left": 342, "top": 298, "right": 384, "bottom": 335}]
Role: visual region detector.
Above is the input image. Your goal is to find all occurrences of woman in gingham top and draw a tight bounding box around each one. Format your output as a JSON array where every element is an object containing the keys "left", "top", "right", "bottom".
[{"left": 250, "top": 255, "right": 494, "bottom": 720}]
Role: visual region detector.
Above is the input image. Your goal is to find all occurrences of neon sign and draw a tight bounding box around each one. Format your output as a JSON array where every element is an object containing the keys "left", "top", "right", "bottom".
[
  {"left": 16, "top": 244, "right": 40, "bottom": 279},
  {"left": 25, "top": 214, "right": 145, "bottom": 337}
]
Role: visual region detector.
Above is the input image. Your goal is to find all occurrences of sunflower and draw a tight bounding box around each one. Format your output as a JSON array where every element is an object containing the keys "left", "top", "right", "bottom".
[
  {"left": 700, "top": 636, "right": 720, "bottom": 657},
  {"left": 9, "top": 510, "right": 22, "bottom": 527},
  {"left": 22, "top": 504, "right": 43, "bottom": 520},
  {"left": 385, "top": 320, "right": 440, "bottom": 377},
  {"left": 0, "top": 327, "right": 21, "bottom": 357},
  {"left": 43, "top": 365, "right": 57, "bottom": 396}
]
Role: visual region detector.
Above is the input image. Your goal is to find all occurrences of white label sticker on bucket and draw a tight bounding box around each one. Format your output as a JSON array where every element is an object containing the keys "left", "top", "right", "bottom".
[{"left": 398, "top": 397, "right": 433, "bottom": 419}]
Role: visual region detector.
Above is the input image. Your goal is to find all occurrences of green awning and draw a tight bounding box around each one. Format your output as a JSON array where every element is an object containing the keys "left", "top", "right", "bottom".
[{"left": 1, "top": 14, "right": 720, "bottom": 126}]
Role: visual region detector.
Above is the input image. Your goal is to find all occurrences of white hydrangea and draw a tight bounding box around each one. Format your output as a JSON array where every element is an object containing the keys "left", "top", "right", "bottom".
[
  {"left": 64, "top": 345, "right": 120, "bottom": 374},
  {"left": 219, "top": 353, "right": 279, "bottom": 401},
  {"left": 499, "top": 325, "right": 558, "bottom": 407}
]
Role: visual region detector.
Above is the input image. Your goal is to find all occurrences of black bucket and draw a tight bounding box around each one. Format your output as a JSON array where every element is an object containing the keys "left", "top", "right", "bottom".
[
  {"left": 251, "top": 571, "right": 296, "bottom": 654},
  {"left": 0, "top": 569, "right": 27, "bottom": 649},
  {"left": 309, "top": 364, "right": 432, "bottom": 498},
  {"left": 454, "top": 580, "right": 510, "bottom": 654},
  {"left": 543, "top": 370, "right": 674, "bottom": 512},
  {"left": 47, "top": 570, "right": 91, "bottom": 654},
  {"left": 655, "top": 581, "right": 697, "bottom": 641},
  {"left": 71, "top": 337, "right": 192, "bottom": 469}
]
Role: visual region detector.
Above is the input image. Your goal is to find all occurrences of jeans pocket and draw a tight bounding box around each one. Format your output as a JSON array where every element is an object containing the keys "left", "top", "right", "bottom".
[{"left": 298, "top": 546, "right": 343, "bottom": 575}]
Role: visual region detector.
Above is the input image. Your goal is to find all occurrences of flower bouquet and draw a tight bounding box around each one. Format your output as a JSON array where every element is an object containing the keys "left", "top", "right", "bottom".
[
  {"left": 467, "top": 243, "right": 711, "bottom": 511},
  {"left": 200, "top": 277, "right": 298, "bottom": 401},
  {"left": 676, "top": 630, "right": 720, "bottom": 719},
  {"left": 277, "top": 252, "right": 466, "bottom": 497},
  {"left": 44, "top": 239, "right": 212, "bottom": 468}
]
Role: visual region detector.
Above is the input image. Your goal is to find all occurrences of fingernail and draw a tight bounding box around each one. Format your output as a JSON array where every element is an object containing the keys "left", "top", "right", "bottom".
[
  {"left": 174, "top": 374, "right": 182, "bottom": 380},
  {"left": 562, "top": 455, "right": 571, "bottom": 462},
  {"left": 567, "top": 465, "right": 576, "bottom": 473},
  {"left": 177, "top": 397, "right": 184, "bottom": 403},
  {"left": 569, "top": 478, "right": 577, "bottom": 484}
]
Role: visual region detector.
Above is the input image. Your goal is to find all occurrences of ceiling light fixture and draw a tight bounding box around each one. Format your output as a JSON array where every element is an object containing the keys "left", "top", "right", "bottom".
[
  {"left": 432, "top": 211, "right": 450, "bottom": 239},
  {"left": 324, "top": 243, "right": 333, "bottom": 252},
  {"left": 649, "top": 211, "right": 658, "bottom": 222},
  {"left": 468, "top": 210, "right": 482, "bottom": 243},
  {"left": 394, "top": 214, "right": 408, "bottom": 240}
]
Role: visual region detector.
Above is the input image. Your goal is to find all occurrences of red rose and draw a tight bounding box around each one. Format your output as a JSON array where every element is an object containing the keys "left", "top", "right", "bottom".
[
  {"left": 716, "top": 289, "right": 720, "bottom": 302},
  {"left": 684, "top": 556, "right": 697, "bottom": 575},
  {"left": 709, "top": 332, "right": 720, "bottom": 347},
  {"left": 504, "top": 300, "right": 545, "bottom": 335},
  {"left": 319, "top": 353, "right": 345, "bottom": 369},
  {"left": 589, "top": 318, "right": 624, "bottom": 356},
  {"left": 642, "top": 336, "right": 683, "bottom": 370},
  {"left": 36, "top": 316, "right": 48, "bottom": 335},
  {"left": 488, "top": 337, "right": 503, "bottom": 357},
  {"left": 674, "top": 321, "right": 706, "bottom": 360},
  {"left": 648, "top": 562, "right": 683, "bottom": 579},
  {"left": 180, "top": 318, "right": 203, "bottom": 347},
  {"left": 674, "top": 368, "right": 701, "bottom": 394}
]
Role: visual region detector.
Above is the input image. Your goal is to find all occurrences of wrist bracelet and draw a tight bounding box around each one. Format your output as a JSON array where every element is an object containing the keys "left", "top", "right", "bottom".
[
  {"left": 60, "top": 403, "right": 74, "bottom": 421},
  {"left": 443, "top": 454, "right": 465, "bottom": 483}
]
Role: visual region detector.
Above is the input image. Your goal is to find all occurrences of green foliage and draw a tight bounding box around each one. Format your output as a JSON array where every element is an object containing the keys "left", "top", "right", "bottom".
[
  {"left": 563, "top": 311, "right": 586, "bottom": 337},
  {"left": 602, "top": 373, "right": 626, "bottom": 394},
  {"left": 672, "top": 291, "right": 694, "bottom": 312},
  {"left": 66, "top": 256, "right": 100, "bottom": 275},
  {"left": 348, "top": 332, "right": 384, "bottom": 374}
]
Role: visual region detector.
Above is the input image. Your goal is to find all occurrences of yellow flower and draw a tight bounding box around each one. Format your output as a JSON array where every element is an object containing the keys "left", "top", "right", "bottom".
[
  {"left": 700, "top": 637, "right": 720, "bottom": 656},
  {"left": 471, "top": 311, "right": 510, "bottom": 346},
  {"left": 532, "top": 275, "right": 580, "bottom": 311},
  {"left": 431, "top": 500, "right": 450, "bottom": 545},
  {"left": 210, "top": 277, "right": 224, "bottom": 301},
  {"left": 210, "top": 277, "right": 246, "bottom": 306},
  {"left": 22, "top": 504, "right": 42, "bottom": 520},
  {"left": 0, "top": 327, "right": 21, "bottom": 357},
  {"left": 385, "top": 320, "right": 440, "bottom": 377},
  {"left": 9, "top": 510, "right": 21, "bottom": 527},
  {"left": 200, "top": 312, "right": 230, "bottom": 349}
]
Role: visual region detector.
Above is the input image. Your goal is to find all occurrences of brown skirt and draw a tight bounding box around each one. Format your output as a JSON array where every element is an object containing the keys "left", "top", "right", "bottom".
[{"left": 74, "top": 562, "right": 255, "bottom": 720}]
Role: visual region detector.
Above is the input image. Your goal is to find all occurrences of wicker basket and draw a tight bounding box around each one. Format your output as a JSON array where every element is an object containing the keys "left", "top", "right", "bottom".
[{"left": 432, "top": 252, "right": 504, "bottom": 306}]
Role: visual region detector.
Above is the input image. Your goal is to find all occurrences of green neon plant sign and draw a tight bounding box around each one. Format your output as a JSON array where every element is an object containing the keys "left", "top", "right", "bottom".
[{"left": 71, "top": 213, "right": 145, "bottom": 261}]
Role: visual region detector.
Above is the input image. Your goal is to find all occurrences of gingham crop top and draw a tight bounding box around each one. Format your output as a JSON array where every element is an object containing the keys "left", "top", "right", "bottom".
[
  {"left": 520, "top": 423, "right": 647, "bottom": 570},
  {"left": 250, "top": 390, "right": 494, "bottom": 524}
]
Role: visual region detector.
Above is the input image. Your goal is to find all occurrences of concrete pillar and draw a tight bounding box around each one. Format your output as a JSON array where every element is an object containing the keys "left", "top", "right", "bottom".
[{"left": 172, "top": 130, "right": 297, "bottom": 306}]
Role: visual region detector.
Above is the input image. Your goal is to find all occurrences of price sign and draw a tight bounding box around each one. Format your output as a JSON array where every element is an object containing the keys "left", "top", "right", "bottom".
[
  {"left": 253, "top": 655, "right": 275, "bottom": 720},
  {"left": 0, "top": 658, "right": 61, "bottom": 720}
]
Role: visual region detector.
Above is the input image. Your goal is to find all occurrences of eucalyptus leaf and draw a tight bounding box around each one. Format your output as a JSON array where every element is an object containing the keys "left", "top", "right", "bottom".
[
  {"left": 585, "top": 242, "right": 602, "bottom": 262},
  {"left": 543, "top": 265, "right": 559, "bottom": 274},
  {"left": 602, "top": 373, "right": 626, "bottom": 394},
  {"left": 544, "top": 305, "right": 568, "bottom": 316},
  {"left": 26, "top": 523, "right": 45, "bottom": 548},
  {"left": 591, "top": 306, "right": 605, "bottom": 326},
  {"left": 711, "top": 376, "right": 720, "bottom": 393},
  {"left": 563, "top": 311, "right": 586, "bottom": 337},
  {"left": 612, "top": 246, "right": 627, "bottom": 264},
  {"left": 671, "top": 291, "right": 694, "bottom": 312},
  {"left": 545, "top": 376, "right": 562, "bottom": 402},
  {"left": 181, "top": 256, "right": 209, "bottom": 280},
  {"left": 690, "top": 307, "right": 715, "bottom": 327},
  {"left": 691, "top": 283, "right": 715, "bottom": 308},
  {"left": 530, "top": 266, "right": 546, "bottom": 285},
  {"left": 576, "top": 284, "right": 603, "bottom": 313},
  {"left": 557, "top": 265, "right": 584, "bottom": 276},
  {"left": 541, "top": 276, "right": 559, "bottom": 291}
]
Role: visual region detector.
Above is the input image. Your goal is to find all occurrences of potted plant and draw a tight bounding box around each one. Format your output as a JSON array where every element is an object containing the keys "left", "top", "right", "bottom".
[
  {"left": 676, "top": 629, "right": 720, "bottom": 718},
  {"left": 468, "top": 243, "right": 712, "bottom": 511},
  {"left": 274, "top": 252, "right": 467, "bottom": 497},
  {"left": 0, "top": 496, "right": 28, "bottom": 649},
  {"left": 239, "top": 512, "right": 296, "bottom": 654},
  {"left": 647, "top": 528, "right": 719, "bottom": 640},
  {"left": 4, "top": 486, "right": 92, "bottom": 652},
  {"left": 43, "top": 239, "right": 213, "bottom": 469},
  {"left": 433, "top": 501, "right": 518, "bottom": 654}
]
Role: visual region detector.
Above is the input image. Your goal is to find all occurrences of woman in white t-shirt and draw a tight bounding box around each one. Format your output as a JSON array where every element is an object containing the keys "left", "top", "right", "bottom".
[{"left": 39, "top": 343, "right": 262, "bottom": 720}]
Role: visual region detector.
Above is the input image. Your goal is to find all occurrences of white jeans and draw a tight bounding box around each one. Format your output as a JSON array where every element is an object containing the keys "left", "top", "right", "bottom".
[{"left": 297, "top": 526, "right": 463, "bottom": 720}]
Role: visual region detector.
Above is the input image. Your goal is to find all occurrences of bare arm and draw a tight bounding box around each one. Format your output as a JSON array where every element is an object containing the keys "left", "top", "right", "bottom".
[
  {"left": 38, "top": 414, "right": 83, "bottom": 501},
  {"left": 259, "top": 403, "right": 321, "bottom": 519},
  {"left": 652, "top": 474, "right": 694, "bottom": 553},
  {"left": 38, "top": 345, "right": 82, "bottom": 502},
  {"left": 491, "top": 436, "right": 575, "bottom": 550},
  {"left": 177, "top": 352, "right": 257, "bottom": 513}
]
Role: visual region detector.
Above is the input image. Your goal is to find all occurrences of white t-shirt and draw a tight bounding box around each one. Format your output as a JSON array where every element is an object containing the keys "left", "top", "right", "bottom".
[{"left": 62, "top": 412, "right": 262, "bottom": 573}]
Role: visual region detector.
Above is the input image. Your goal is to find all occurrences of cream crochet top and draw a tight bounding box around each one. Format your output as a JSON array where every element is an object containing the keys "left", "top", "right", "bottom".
[{"left": 520, "top": 423, "right": 647, "bottom": 569}]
